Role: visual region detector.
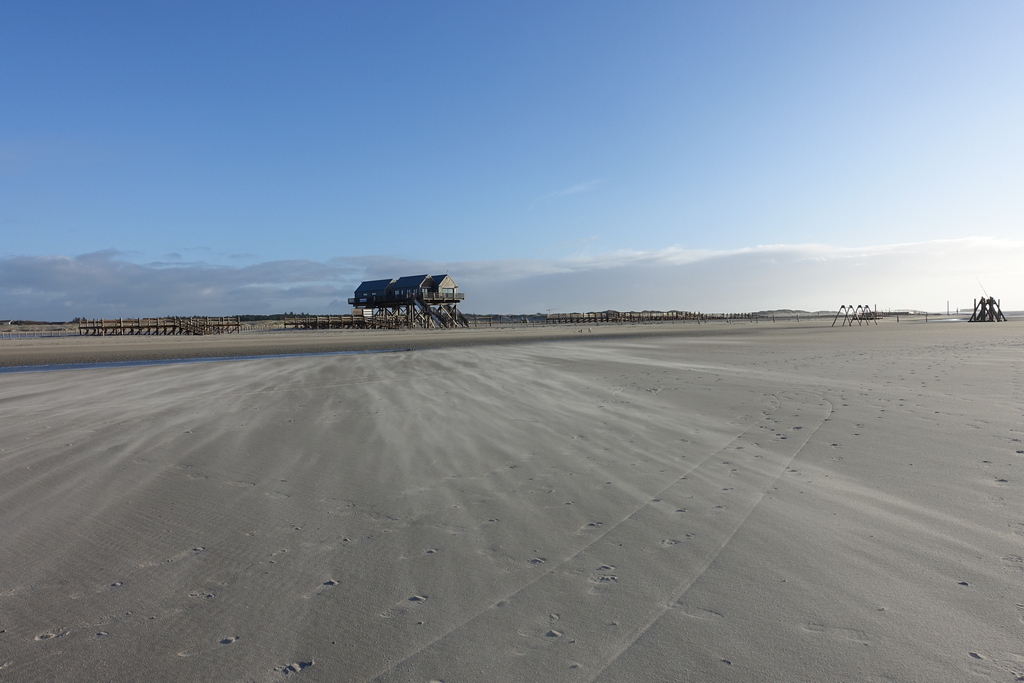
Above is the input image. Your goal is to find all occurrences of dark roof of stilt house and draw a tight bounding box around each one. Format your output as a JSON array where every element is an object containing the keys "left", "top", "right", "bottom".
[
  {"left": 392, "top": 274, "right": 432, "bottom": 289},
  {"left": 350, "top": 274, "right": 463, "bottom": 308},
  {"left": 354, "top": 274, "right": 458, "bottom": 293},
  {"left": 354, "top": 278, "right": 395, "bottom": 294},
  {"left": 431, "top": 274, "right": 456, "bottom": 287}
]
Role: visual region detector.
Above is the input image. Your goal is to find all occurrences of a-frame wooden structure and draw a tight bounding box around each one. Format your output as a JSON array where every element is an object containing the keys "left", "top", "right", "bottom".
[
  {"left": 832, "top": 304, "right": 878, "bottom": 327},
  {"left": 969, "top": 296, "right": 1007, "bottom": 322}
]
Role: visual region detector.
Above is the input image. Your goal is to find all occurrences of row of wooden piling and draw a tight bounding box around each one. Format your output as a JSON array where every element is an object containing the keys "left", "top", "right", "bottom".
[{"left": 77, "top": 317, "right": 243, "bottom": 336}]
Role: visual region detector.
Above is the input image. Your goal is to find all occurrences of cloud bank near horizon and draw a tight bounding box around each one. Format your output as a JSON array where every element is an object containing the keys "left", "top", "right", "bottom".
[{"left": 1, "top": 238, "right": 1021, "bottom": 320}]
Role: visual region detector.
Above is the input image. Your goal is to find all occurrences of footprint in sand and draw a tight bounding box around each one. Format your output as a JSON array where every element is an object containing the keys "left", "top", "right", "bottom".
[
  {"left": 801, "top": 623, "right": 869, "bottom": 644},
  {"left": 308, "top": 580, "right": 339, "bottom": 599},
  {"left": 677, "top": 604, "right": 724, "bottom": 620},
  {"left": 276, "top": 660, "right": 313, "bottom": 675},
  {"left": 379, "top": 594, "right": 428, "bottom": 619}
]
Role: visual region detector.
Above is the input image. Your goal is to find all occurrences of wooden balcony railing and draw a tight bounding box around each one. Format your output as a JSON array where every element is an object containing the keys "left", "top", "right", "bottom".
[{"left": 348, "top": 292, "right": 465, "bottom": 306}]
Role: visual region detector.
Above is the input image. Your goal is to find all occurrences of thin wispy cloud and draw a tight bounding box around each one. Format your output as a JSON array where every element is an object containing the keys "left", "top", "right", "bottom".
[{"left": 543, "top": 180, "right": 601, "bottom": 200}]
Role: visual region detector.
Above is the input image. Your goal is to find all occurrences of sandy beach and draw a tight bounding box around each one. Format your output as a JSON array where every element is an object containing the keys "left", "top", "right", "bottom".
[
  {"left": 0, "top": 322, "right": 767, "bottom": 369},
  {"left": 1, "top": 320, "right": 1022, "bottom": 681}
]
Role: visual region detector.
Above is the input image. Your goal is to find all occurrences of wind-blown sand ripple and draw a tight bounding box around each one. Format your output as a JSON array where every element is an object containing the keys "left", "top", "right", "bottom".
[{"left": 0, "top": 321, "right": 1022, "bottom": 681}]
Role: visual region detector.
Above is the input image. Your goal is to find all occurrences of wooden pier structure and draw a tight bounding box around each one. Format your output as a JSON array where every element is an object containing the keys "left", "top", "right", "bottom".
[
  {"left": 70, "top": 307, "right": 820, "bottom": 339},
  {"left": 283, "top": 313, "right": 385, "bottom": 330},
  {"left": 542, "top": 310, "right": 706, "bottom": 324},
  {"left": 464, "top": 310, "right": 764, "bottom": 326},
  {"left": 67, "top": 272, "right": 820, "bottom": 338},
  {"left": 78, "top": 317, "right": 242, "bottom": 336},
  {"left": 280, "top": 309, "right": 759, "bottom": 330}
]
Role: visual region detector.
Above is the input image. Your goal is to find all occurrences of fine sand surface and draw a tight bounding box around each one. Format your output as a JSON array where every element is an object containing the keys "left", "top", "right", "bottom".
[
  {"left": 1, "top": 320, "right": 1022, "bottom": 681},
  {"left": 0, "top": 323, "right": 728, "bottom": 369}
]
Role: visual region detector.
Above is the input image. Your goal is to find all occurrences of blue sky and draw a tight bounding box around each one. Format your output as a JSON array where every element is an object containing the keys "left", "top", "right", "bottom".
[{"left": 2, "top": 1, "right": 1022, "bottom": 317}]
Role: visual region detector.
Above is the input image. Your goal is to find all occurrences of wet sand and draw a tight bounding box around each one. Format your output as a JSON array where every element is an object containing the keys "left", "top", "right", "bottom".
[{"left": 1, "top": 320, "right": 1022, "bottom": 681}]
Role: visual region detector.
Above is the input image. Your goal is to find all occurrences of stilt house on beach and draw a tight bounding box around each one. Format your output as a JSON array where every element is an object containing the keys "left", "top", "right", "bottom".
[{"left": 348, "top": 274, "right": 467, "bottom": 328}]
